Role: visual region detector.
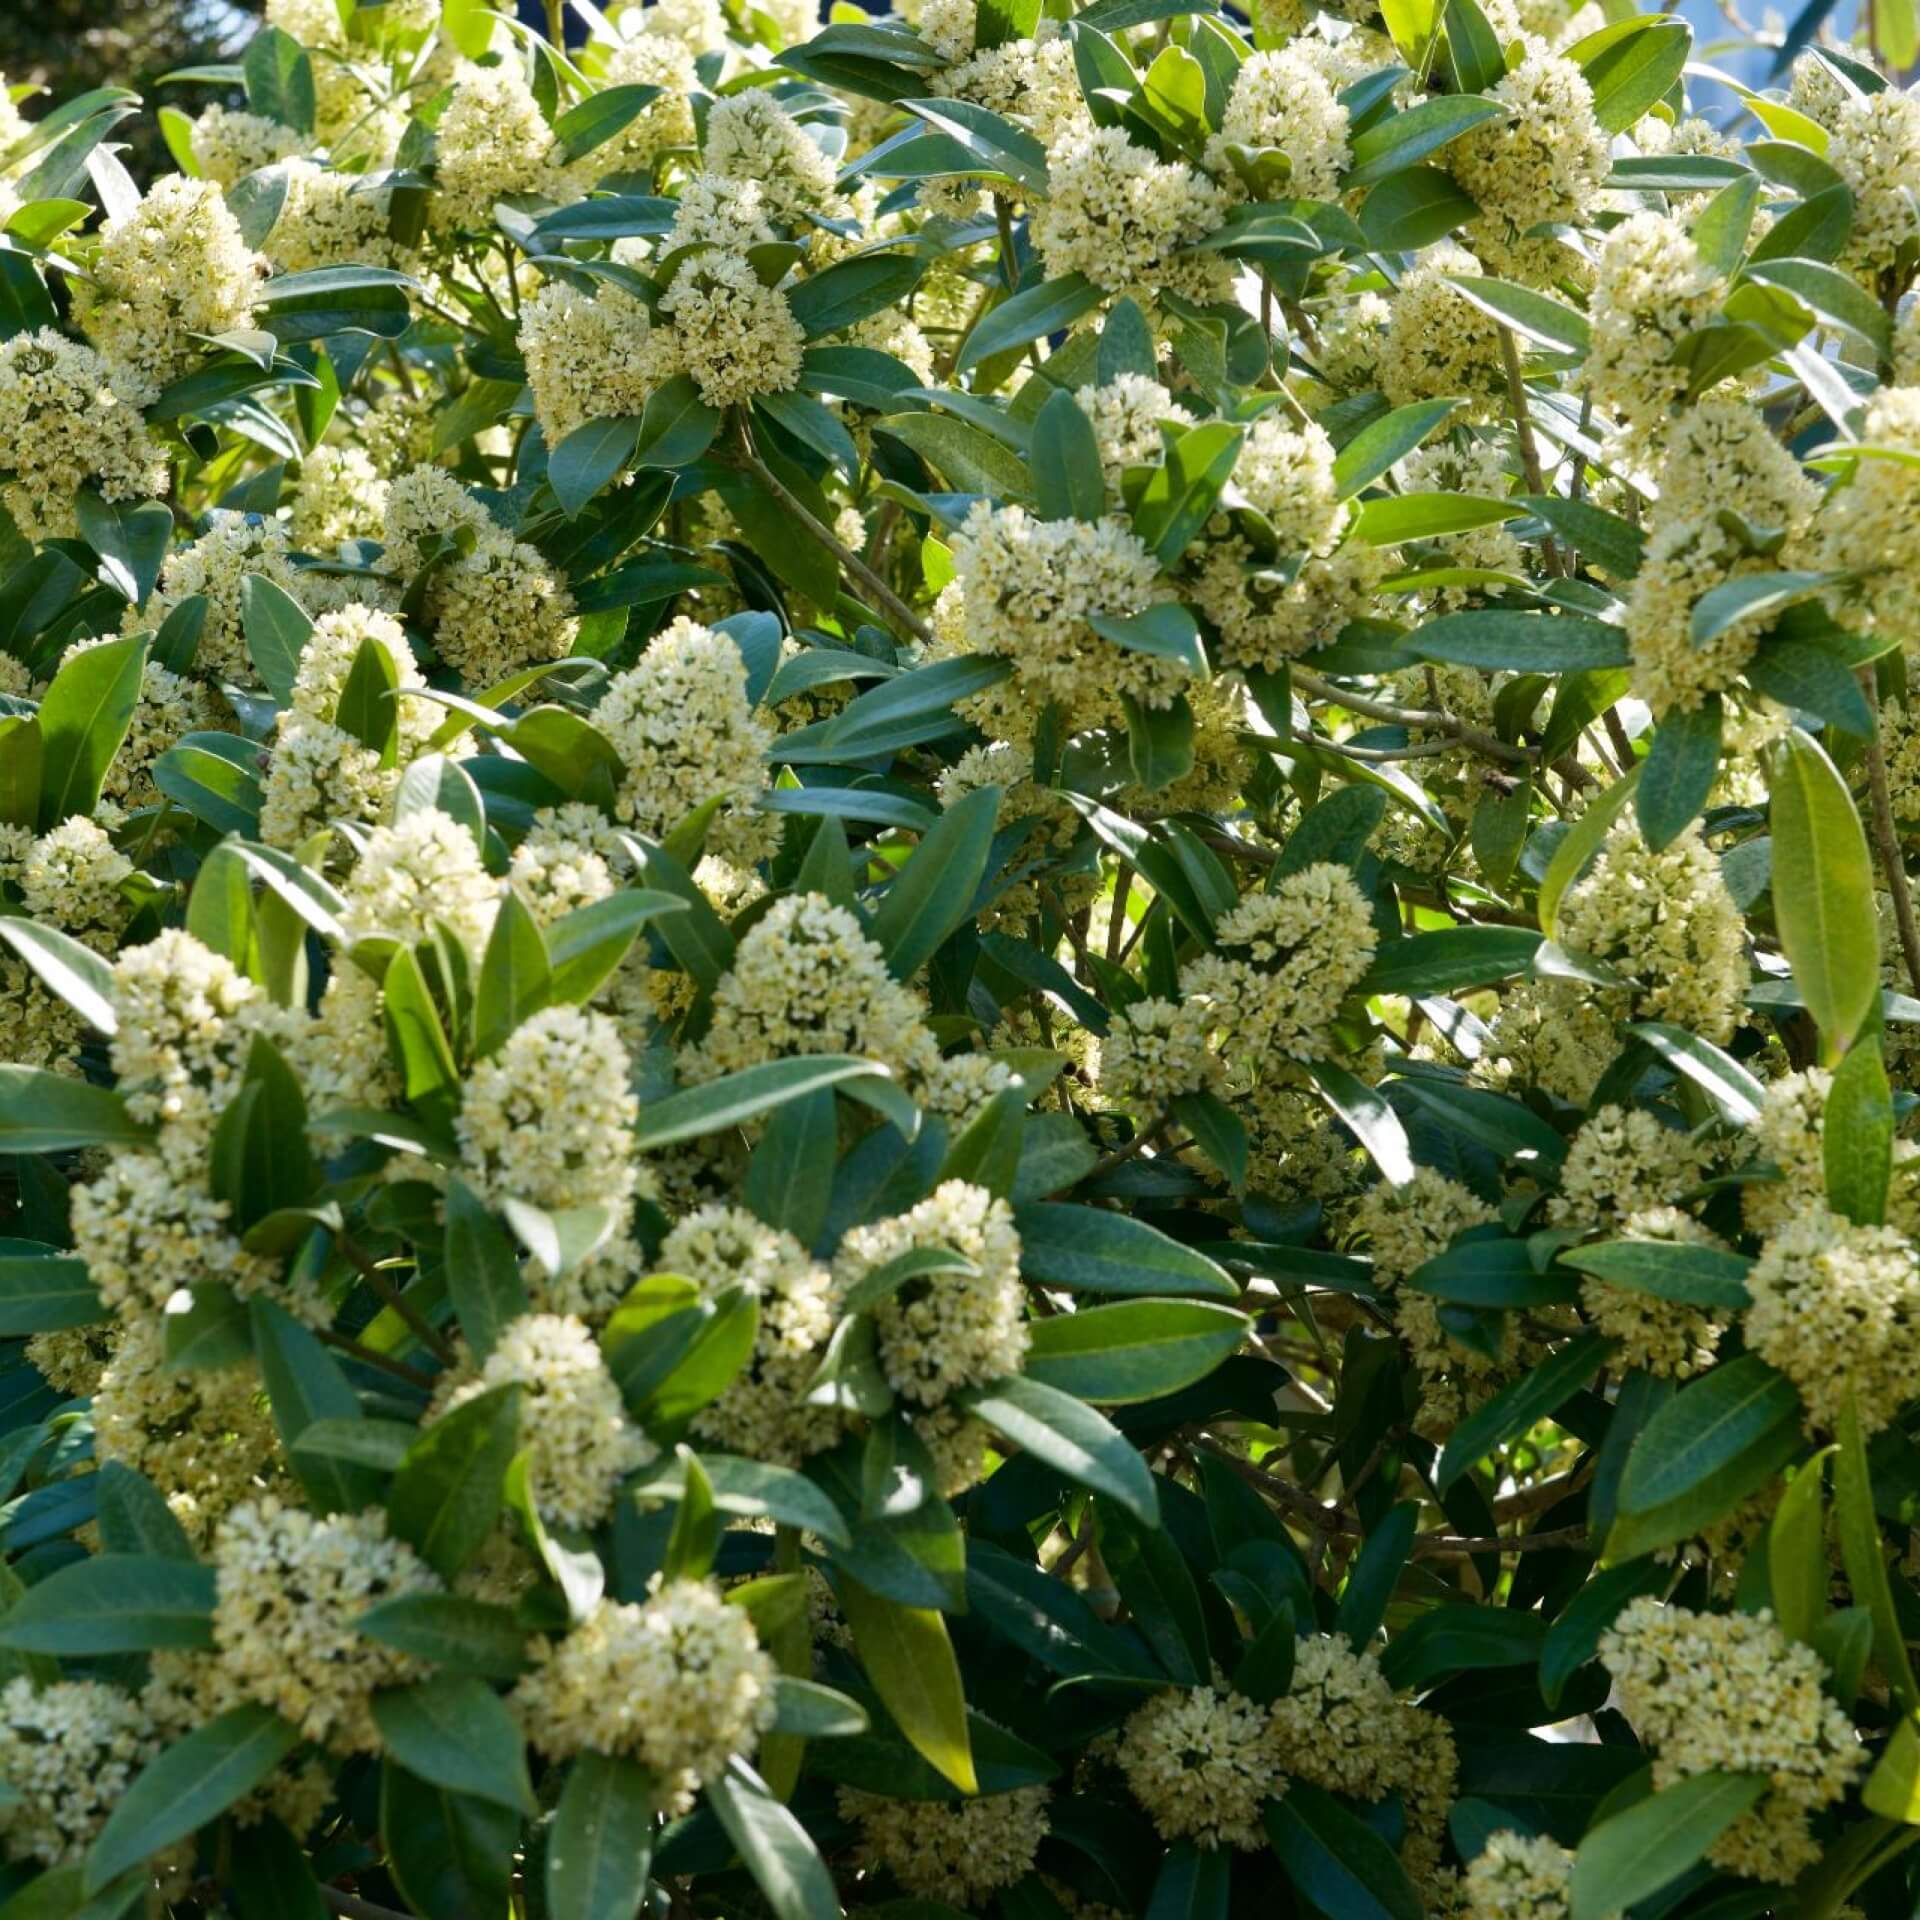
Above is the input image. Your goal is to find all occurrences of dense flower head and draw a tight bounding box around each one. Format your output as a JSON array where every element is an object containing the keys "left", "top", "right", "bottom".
[
  {"left": 139, "top": 510, "right": 306, "bottom": 682},
  {"left": 660, "top": 1205, "right": 842, "bottom": 1463},
  {"left": 1601, "top": 1601, "right": 1862, "bottom": 1881},
  {"left": 1034, "top": 124, "right": 1229, "bottom": 290},
  {"left": 1351, "top": 1167, "right": 1498, "bottom": 1286},
  {"left": 1554, "top": 823, "right": 1746, "bottom": 1041},
  {"left": 1178, "top": 864, "right": 1378, "bottom": 1060},
  {"left": 1119, "top": 1685, "right": 1275, "bottom": 1850},
  {"left": 640, "top": 253, "right": 806, "bottom": 408},
  {"left": 72, "top": 174, "right": 267, "bottom": 405},
  {"left": 594, "top": 617, "right": 775, "bottom": 858},
  {"left": 0, "top": 329, "right": 167, "bottom": 542},
  {"left": 1461, "top": 1831, "right": 1577, "bottom": 1920},
  {"left": 340, "top": 806, "right": 499, "bottom": 950},
  {"left": 211, "top": 1497, "right": 440, "bottom": 1753},
  {"left": 512, "top": 1582, "right": 776, "bottom": 1810},
  {"left": 688, "top": 891, "right": 938, "bottom": 1082},
  {"left": 433, "top": 59, "right": 577, "bottom": 231},
  {"left": 434, "top": 1312, "right": 653, "bottom": 1527},
  {"left": 0, "top": 1678, "right": 159, "bottom": 1866},
  {"left": 1745, "top": 1207, "right": 1920, "bottom": 1435},
  {"left": 1585, "top": 210, "right": 1721, "bottom": 432},
  {"left": 520, "top": 279, "right": 655, "bottom": 444},
  {"left": 1267, "top": 1636, "right": 1402, "bottom": 1798},
  {"left": 839, "top": 1785, "right": 1051, "bottom": 1902},
  {"left": 833, "top": 1180, "right": 1028, "bottom": 1405},
  {"left": 458, "top": 1003, "right": 641, "bottom": 1220},
  {"left": 1213, "top": 47, "right": 1351, "bottom": 201},
  {"left": 947, "top": 500, "right": 1178, "bottom": 727}
]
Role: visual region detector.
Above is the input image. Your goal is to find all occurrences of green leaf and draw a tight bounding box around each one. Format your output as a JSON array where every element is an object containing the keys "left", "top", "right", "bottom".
[
  {"left": 874, "top": 409, "right": 1035, "bottom": 499},
  {"left": 1568, "top": 1770, "right": 1768, "bottom": 1920},
  {"left": 1693, "top": 173, "right": 1763, "bottom": 275},
  {"left": 251, "top": 1296, "right": 384, "bottom": 1513},
  {"left": 1539, "top": 765, "right": 1639, "bottom": 937},
  {"left": 1745, "top": 635, "right": 1876, "bottom": 735},
  {"left": 1332, "top": 399, "right": 1458, "bottom": 498},
  {"left": 1085, "top": 604, "right": 1207, "bottom": 674},
  {"left": 95, "top": 1462, "right": 196, "bottom": 1561},
  {"left": 0, "top": 1065, "right": 148, "bottom": 1153},
  {"left": 1689, "top": 568, "right": 1847, "bottom": 647},
  {"left": 380, "top": 1762, "right": 520, "bottom": 1920},
  {"left": 1559, "top": 1240, "right": 1752, "bottom": 1309},
  {"left": 1101, "top": 1501, "right": 1208, "bottom": 1683},
  {"left": 1578, "top": 18, "right": 1691, "bottom": 133},
  {"left": 1637, "top": 698, "right": 1722, "bottom": 852},
  {"left": 260, "top": 264, "right": 416, "bottom": 344},
  {"left": 1025, "top": 1299, "right": 1246, "bottom": 1404},
  {"left": 1263, "top": 1782, "right": 1423, "bottom": 1920},
  {"left": 1132, "top": 422, "right": 1244, "bottom": 566},
  {"left": 550, "top": 416, "right": 640, "bottom": 517},
  {"left": 635, "top": 1057, "right": 913, "bottom": 1150},
  {"left": 1360, "top": 165, "right": 1481, "bottom": 249},
  {"left": 1436, "top": 1334, "right": 1614, "bottom": 1493},
  {"left": 1821, "top": 1035, "right": 1892, "bottom": 1228},
  {"left": 1607, "top": 1354, "right": 1803, "bottom": 1562},
  {"left": 1351, "top": 492, "right": 1525, "bottom": 545},
  {"left": 870, "top": 784, "right": 1001, "bottom": 980},
  {"left": 1013, "top": 1203, "right": 1237, "bottom": 1299},
  {"left": 1444, "top": 274, "right": 1593, "bottom": 353},
  {"left": 1344, "top": 92, "right": 1505, "bottom": 186},
  {"left": 1541, "top": 1557, "right": 1669, "bottom": 1709},
  {"left": 1837, "top": 1395, "right": 1920, "bottom": 1713},
  {"left": 547, "top": 1753, "right": 654, "bottom": 1920},
  {"left": 243, "top": 24, "right": 315, "bottom": 131},
  {"left": 663, "top": 1445, "right": 721, "bottom": 1583},
  {"left": 556, "top": 82, "right": 664, "bottom": 159},
  {"left": 898, "top": 96, "right": 1049, "bottom": 193},
  {"left": 547, "top": 890, "right": 687, "bottom": 1005},
  {"left": 382, "top": 945, "right": 462, "bottom": 1130},
  {"left": 0, "top": 1553, "right": 214, "bottom": 1653},
  {"left": 85, "top": 1707, "right": 300, "bottom": 1894},
  {"left": 73, "top": 489, "right": 172, "bottom": 607},
  {"left": 1518, "top": 494, "right": 1647, "bottom": 579},
  {"left": 787, "top": 252, "right": 926, "bottom": 339},
  {"left": 959, "top": 1374, "right": 1159, "bottom": 1523},
  {"left": 358, "top": 1594, "right": 529, "bottom": 1680},
  {"left": 473, "top": 891, "right": 552, "bottom": 1059},
  {"left": 443, "top": 1179, "right": 529, "bottom": 1364},
  {"left": 1145, "top": 1841, "right": 1232, "bottom": 1920},
  {"left": 1769, "top": 1444, "right": 1834, "bottom": 1647},
  {"left": 1307, "top": 1059, "right": 1415, "bottom": 1186},
  {"left": 372, "top": 1677, "right": 536, "bottom": 1814},
  {"left": 1743, "top": 256, "right": 1892, "bottom": 357},
  {"left": 389, "top": 1383, "right": 523, "bottom": 1580},
  {"left": 1031, "top": 389, "right": 1107, "bottom": 523},
  {"left": 35, "top": 631, "right": 146, "bottom": 829},
  {"left": 705, "top": 1760, "right": 842, "bottom": 1920},
  {"left": 836, "top": 1576, "right": 977, "bottom": 1793},
  {"left": 1769, "top": 726, "right": 1880, "bottom": 1058},
  {"left": 0, "top": 918, "right": 118, "bottom": 1044},
  {"left": 0, "top": 716, "right": 43, "bottom": 830},
  {"left": 633, "top": 374, "right": 723, "bottom": 469},
  {"left": 0, "top": 1252, "right": 102, "bottom": 1336},
  {"left": 1411, "top": 609, "right": 1630, "bottom": 673},
  {"left": 1360, "top": 926, "right": 1543, "bottom": 995},
  {"left": 956, "top": 273, "right": 1102, "bottom": 373}
]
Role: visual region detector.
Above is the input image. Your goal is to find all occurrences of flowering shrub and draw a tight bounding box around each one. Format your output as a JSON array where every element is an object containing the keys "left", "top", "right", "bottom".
[{"left": 4, "top": 0, "right": 1920, "bottom": 1915}]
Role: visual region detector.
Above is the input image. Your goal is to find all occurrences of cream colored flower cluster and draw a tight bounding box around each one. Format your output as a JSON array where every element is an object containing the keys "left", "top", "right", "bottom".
[
  {"left": 839, "top": 1784, "right": 1052, "bottom": 1903},
  {"left": 513, "top": 1582, "right": 776, "bottom": 1812},
  {"left": 1601, "top": 1601, "right": 1862, "bottom": 1882}
]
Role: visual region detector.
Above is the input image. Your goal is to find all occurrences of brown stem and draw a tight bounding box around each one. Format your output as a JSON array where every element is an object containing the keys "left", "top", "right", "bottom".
[
  {"left": 1498, "top": 324, "right": 1566, "bottom": 578},
  {"left": 314, "top": 1326, "right": 438, "bottom": 1392},
  {"left": 1086, "top": 1111, "right": 1172, "bottom": 1180},
  {"left": 1863, "top": 669, "right": 1920, "bottom": 998},
  {"left": 337, "top": 1234, "right": 456, "bottom": 1364},
  {"left": 1289, "top": 667, "right": 1534, "bottom": 765},
  {"left": 732, "top": 418, "right": 933, "bottom": 645}
]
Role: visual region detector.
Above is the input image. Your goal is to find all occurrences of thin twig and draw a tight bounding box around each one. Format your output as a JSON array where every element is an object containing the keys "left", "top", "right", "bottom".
[
  {"left": 1411, "top": 1523, "right": 1590, "bottom": 1561},
  {"left": 1498, "top": 324, "right": 1566, "bottom": 577},
  {"left": 337, "top": 1234, "right": 455, "bottom": 1364},
  {"left": 1862, "top": 669, "right": 1920, "bottom": 997},
  {"left": 1290, "top": 668, "right": 1535, "bottom": 765},
  {"left": 314, "top": 1326, "right": 437, "bottom": 1392},
  {"left": 732, "top": 418, "right": 933, "bottom": 645},
  {"left": 1086, "top": 1111, "right": 1172, "bottom": 1180}
]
